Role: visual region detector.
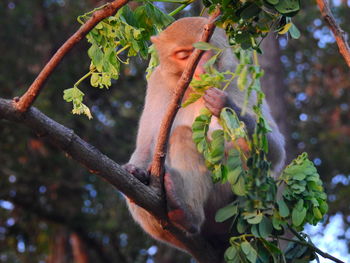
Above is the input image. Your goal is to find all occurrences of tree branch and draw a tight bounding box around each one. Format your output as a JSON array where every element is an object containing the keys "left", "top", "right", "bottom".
[
  {"left": 1, "top": 98, "right": 162, "bottom": 214},
  {"left": 0, "top": 98, "right": 222, "bottom": 263},
  {"left": 14, "top": 0, "right": 129, "bottom": 113},
  {"left": 287, "top": 227, "right": 345, "bottom": 263},
  {"left": 316, "top": 0, "right": 350, "bottom": 67},
  {"left": 149, "top": 9, "right": 221, "bottom": 189}
]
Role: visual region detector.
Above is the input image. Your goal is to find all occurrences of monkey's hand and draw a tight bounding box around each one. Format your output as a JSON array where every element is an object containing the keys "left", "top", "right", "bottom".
[
  {"left": 122, "top": 163, "right": 150, "bottom": 185},
  {"left": 203, "top": 88, "right": 231, "bottom": 117}
]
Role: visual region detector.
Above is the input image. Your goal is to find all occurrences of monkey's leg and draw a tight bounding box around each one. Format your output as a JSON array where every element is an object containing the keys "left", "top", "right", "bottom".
[
  {"left": 164, "top": 169, "right": 201, "bottom": 234},
  {"left": 165, "top": 126, "right": 212, "bottom": 234}
]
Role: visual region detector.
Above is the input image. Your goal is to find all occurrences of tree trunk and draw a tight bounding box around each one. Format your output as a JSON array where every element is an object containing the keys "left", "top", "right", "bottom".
[
  {"left": 70, "top": 233, "right": 89, "bottom": 263},
  {"left": 260, "top": 34, "right": 294, "bottom": 162},
  {"left": 47, "top": 228, "right": 70, "bottom": 263}
]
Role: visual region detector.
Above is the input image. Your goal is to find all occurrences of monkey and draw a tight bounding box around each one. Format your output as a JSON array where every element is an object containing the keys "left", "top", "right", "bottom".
[{"left": 123, "top": 17, "right": 286, "bottom": 251}]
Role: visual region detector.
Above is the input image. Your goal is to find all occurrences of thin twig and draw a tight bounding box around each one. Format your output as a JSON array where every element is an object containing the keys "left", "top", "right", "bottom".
[
  {"left": 14, "top": 0, "right": 129, "bottom": 113},
  {"left": 149, "top": 9, "right": 221, "bottom": 188},
  {"left": 316, "top": 0, "right": 350, "bottom": 67},
  {"left": 285, "top": 226, "right": 345, "bottom": 263}
]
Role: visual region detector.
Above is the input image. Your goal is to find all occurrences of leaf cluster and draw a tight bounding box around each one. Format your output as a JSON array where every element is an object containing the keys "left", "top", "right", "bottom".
[
  {"left": 64, "top": 3, "right": 173, "bottom": 117},
  {"left": 278, "top": 153, "right": 328, "bottom": 230},
  {"left": 187, "top": 45, "right": 327, "bottom": 262},
  {"left": 203, "top": 0, "right": 301, "bottom": 50}
]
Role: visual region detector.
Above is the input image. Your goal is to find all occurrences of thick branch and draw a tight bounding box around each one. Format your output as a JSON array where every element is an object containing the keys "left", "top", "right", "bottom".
[
  {"left": 0, "top": 98, "right": 222, "bottom": 263},
  {"left": 1, "top": 98, "right": 161, "bottom": 215},
  {"left": 14, "top": 0, "right": 129, "bottom": 113},
  {"left": 150, "top": 9, "right": 221, "bottom": 185},
  {"left": 316, "top": 0, "right": 350, "bottom": 67}
]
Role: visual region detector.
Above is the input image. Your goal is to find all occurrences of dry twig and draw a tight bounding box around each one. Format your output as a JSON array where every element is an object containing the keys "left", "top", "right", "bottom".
[
  {"left": 14, "top": 0, "right": 129, "bottom": 112},
  {"left": 316, "top": 0, "right": 350, "bottom": 67}
]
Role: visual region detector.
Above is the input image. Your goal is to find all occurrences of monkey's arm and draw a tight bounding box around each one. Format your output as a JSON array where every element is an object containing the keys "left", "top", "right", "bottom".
[
  {"left": 204, "top": 88, "right": 285, "bottom": 171},
  {"left": 123, "top": 110, "right": 155, "bottom": 184},
  {"left": 128, "top": 111, "right": 154, "bottom": 169}
]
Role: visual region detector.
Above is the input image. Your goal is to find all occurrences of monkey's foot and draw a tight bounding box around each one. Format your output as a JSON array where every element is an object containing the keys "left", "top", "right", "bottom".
[
  {"left": 122, "top": 163, "right": 150, "bottom": 185},
  {"left": 164, "top": 172, "right": 200, "bottom": 234}
]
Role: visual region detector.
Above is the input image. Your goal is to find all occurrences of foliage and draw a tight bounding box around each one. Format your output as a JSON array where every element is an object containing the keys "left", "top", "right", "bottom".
[
  {"left": 279, "top": 153, "right": 328, "bottom": 229},
  {"left": 63, "top": 3, "right": 173, "bottom": 117},
  {"left": 66, "top": 0, "right": 303, "bottom": 119},
  {"left": 204, "top": 0, "right": 301, "bottom": 51},
  {"left": 188, "top": 44, "right": 327, "bottom": 261}
]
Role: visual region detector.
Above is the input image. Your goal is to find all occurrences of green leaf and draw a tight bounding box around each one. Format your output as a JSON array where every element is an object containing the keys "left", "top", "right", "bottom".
[
  {"left": 274, "top": 0, "right": 300, "bottom": 15},
  {"left": 204, "top": 53, "right": 220, "bottom": 68},
  {"left": 312, "top": 207, "right": 322, "bottom": 220},
  {"left": 289, "top": 23, "right": 301, "bottom": 39},
  {"left": 265, "top": 0, "right": 279, "bottom": 4},
  {"left": 241, "top": 241, "right": 257, "bottom": 263},
  {"left": 90, "top": 73, "right": 100, "bottom": 87},
  {"left": 251, "top": 224, "right": 260, "bottom": 237},
  {"left": 88, "top": 44, "right": 103, "bottom": 72},
  {"left": 240, "top": 3, "right": 261, "bottom": 20},
  {"left": 193, "top": 41, "right": 220, "bottom": 51},
  {"left": 259, "top": 216, "right": 273, "bottom": 238},
  {"left": 209, "top": 130, "right": 225, "bottom": 164},
  {"left": 295, "top": 199, "right": 304, "bottom": 211},
  {"left": 192, "top": 130, "right": 206, "bottom": 144},
  {"left": 277, "top": 199, "right": 290, "bottom": 217},
  {"left": 319, "top": 201, "right": 328, "bottom": 214},
  {"left": 246, "top": 212, "right": 263, "bottom": 224},
  {"left": 237, "top": 218, "right": 247, "bottom": 233},
  {"left": 182, "top": 93, "right": 202, "bottom": 107},
  {"left": 292, "top": 172, "right": 306, "bottom": 181},
  {"left": 228, "top": 167, "right": 242, "bottom": 185},
  {"left": 63, "top": 87, "right": 84, "bottom": 103},
  {"left": 272, "top": 213, "right": 283, "bottom": 230},
  {"left": 221, "top": 108, "right": 241, "bottom": 130},
  {"left": 215, "top": 203, "right": 238, "bottom": 222},
  {"left": 225, "top": 246, "right": 239, "bottom": 261},
  {"left": 232, "top": 175, "right": 246, "bottom": 196},
  {"left": 227, "top": 150, "right": 242, "bottom": 170},
  {"left": 213, "top": 164, "right": 223, "bottom": 182},
  {"left": 241, "top": 241, "right": 251, "bottom": 255},
  {"left": 292, "top": 206, "right": 306, "bottom": 227}
]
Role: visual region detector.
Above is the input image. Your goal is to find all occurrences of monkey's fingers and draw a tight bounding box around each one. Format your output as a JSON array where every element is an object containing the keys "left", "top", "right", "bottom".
[
  {"left": 203, "top": 92, "right": 217, "bottom": 103},
  {"left": 122, "top": 163, "right": 150, "bottom": 185},
  {"left": 205, "top": 102, "right": 221, "bottom": 117},
  {"left": 206, "top": 87, "right": 222, "bottom": 96}
]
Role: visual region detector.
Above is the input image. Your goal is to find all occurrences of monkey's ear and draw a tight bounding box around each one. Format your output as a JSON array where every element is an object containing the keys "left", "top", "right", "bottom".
[{"left": 150, "top": 35, "right": 160, "bottom": 44}]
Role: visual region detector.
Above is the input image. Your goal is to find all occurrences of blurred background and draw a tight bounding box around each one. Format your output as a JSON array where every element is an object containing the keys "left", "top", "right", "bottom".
[{"left": 0, "top": 0, "right": 349, "bottom": 262}]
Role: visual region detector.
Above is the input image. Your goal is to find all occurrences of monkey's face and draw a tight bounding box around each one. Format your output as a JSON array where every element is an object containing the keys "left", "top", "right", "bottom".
[
  {"left": 151, "top": 17, "right": 210, "bottom": 77},
  {"left": 153, "top": 39, "right": 213, "bottom": 79}
]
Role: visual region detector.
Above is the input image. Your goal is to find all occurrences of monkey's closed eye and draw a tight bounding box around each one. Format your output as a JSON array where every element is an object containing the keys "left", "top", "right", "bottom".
[{"left": 174, "top": 49, "right": 193, "bottom": 60}]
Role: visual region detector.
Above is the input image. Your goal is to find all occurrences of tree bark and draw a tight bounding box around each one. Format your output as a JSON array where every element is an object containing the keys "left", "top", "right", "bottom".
[{"left": 70, "top": 233, "right": 89, "bottom": 263}]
